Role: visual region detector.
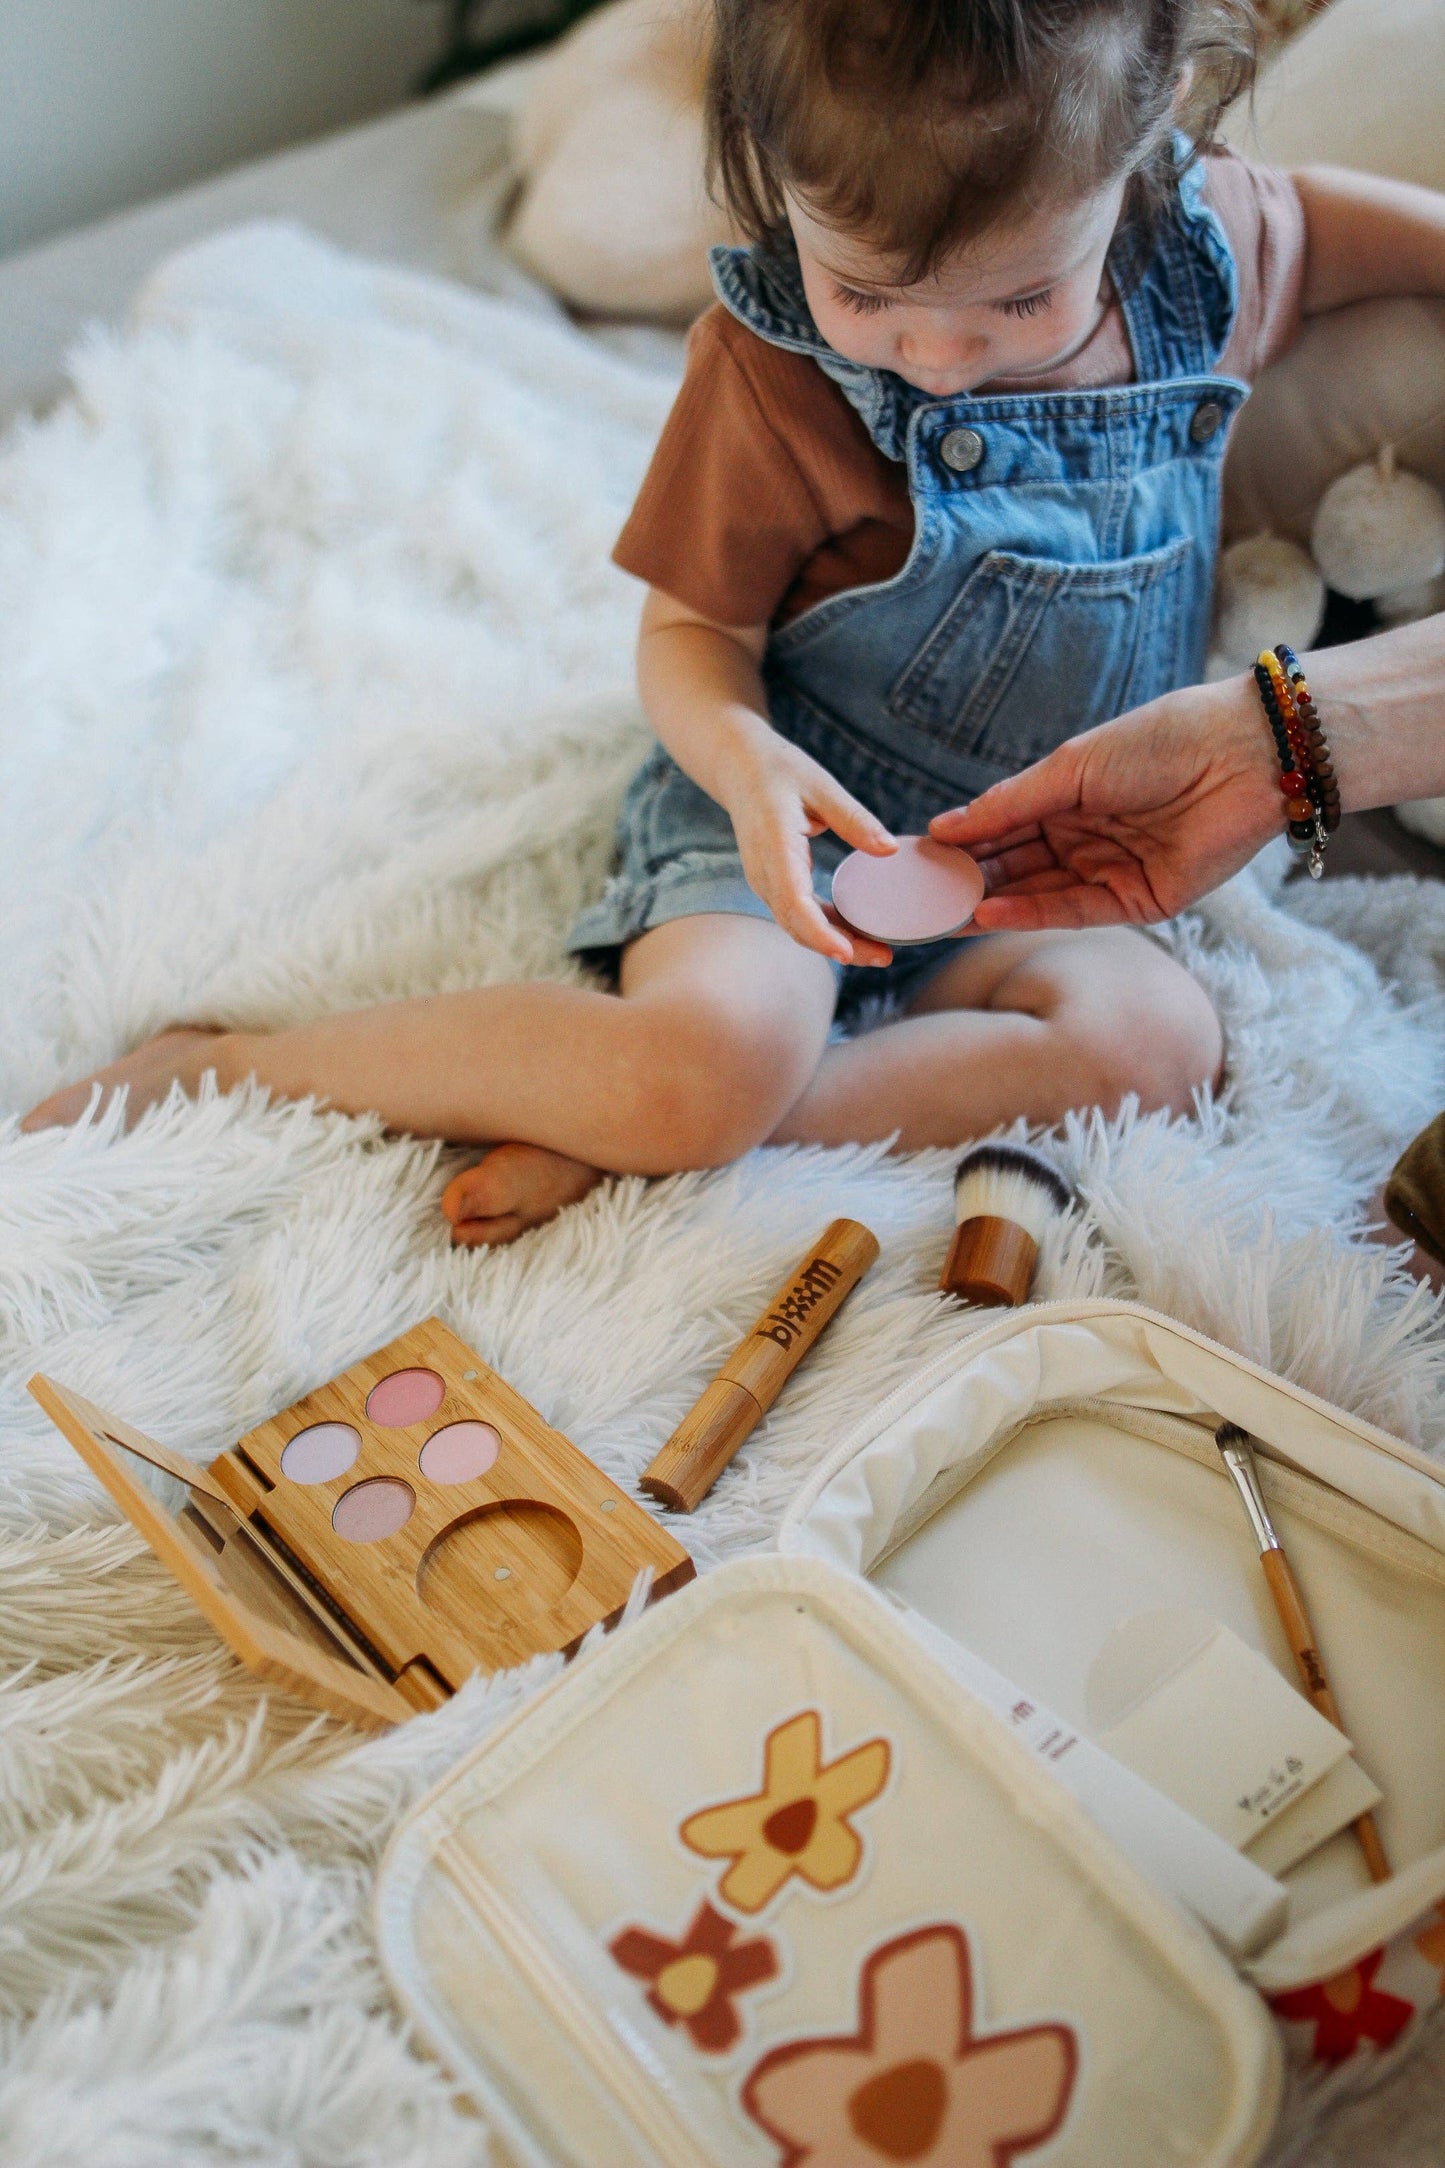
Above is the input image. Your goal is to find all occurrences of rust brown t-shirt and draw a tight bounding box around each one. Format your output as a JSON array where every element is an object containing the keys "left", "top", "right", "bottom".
[{"left": 614, "top": 150, "right": 1307, "bottom": 628}]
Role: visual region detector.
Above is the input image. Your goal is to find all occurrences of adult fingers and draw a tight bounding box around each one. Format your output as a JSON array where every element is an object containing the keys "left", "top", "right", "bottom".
[
  {"left": 972, "top": 885, "right": 1135, "bottom": 932},
  {"left": 976, "top": 839, "right": 1061, "bottom": 889},
  {"left": 929, "top": 746, "right": 1083, "bottom": 849}
]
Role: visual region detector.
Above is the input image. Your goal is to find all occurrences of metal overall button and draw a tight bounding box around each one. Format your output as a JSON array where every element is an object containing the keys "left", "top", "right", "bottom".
[
  {"left": 1188, "top": 400, "right": 1225, "bottom": 445},
  {"left": 939, "top": 426, "right": 985, "bottom": 474}
]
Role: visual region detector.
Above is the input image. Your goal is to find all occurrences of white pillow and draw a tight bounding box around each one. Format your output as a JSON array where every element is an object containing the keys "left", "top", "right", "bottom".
[
  {"left": 1221, "top": 0, "right": 1445, "bottom": 540},
  {"left": 504, "top": 0, "right": 728, "bottom": 322},
  {"left": 1222, "top": 0, "right": 1445, "bottom": 192}
]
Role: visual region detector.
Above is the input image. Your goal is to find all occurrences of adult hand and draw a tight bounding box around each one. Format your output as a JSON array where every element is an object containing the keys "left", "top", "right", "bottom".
[
  {"left": 726, "top": 736, "right": 897, "bottom": 965},
  {"left": 930, "top": 673, "right": 1283, "bottom": 929}
]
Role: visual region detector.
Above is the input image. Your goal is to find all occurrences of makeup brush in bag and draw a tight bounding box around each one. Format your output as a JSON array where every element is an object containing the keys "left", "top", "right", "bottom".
[{"left": 940, "top": 1143, "right": 1073, "bottom": 1307}]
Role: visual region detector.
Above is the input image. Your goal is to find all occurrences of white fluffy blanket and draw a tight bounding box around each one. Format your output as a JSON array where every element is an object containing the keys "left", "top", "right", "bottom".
[{"left": 2, "top": 225, "right": 1444, "bottom": 2165}]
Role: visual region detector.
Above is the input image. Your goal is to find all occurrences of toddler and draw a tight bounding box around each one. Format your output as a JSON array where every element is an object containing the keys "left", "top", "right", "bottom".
[{"left": 27, "top": 0, "right": 1445, "bottom": 1250}]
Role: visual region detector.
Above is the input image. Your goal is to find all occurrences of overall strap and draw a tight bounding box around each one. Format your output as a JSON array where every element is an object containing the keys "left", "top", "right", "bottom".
[
  {"left": 1112, "top": 139, "right": 1240, "bottom": 381},
  {"left": 709, "top": 238, "right": 926, "bottom": 463}
]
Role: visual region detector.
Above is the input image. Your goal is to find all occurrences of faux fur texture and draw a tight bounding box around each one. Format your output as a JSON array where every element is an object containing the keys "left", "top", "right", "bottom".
[{"left": 1, "top": 224, "right": 1443, "bottom": 2164}]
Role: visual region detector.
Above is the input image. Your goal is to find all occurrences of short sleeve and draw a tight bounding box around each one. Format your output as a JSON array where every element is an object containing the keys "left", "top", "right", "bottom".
[
  {"left": 612, "top": 308, "right": 831, "bottom": 626},
  {"left": 1206, "top": 149, "right": 1308, "bottom": 383}
]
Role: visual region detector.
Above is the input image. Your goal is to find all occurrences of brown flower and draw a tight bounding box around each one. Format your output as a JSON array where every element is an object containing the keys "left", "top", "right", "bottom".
[
  {"left": 742, "top": 1923, "right": 1077, "bottom": 2167},
  {"left": 680, "top": 1709, "right": 890, "bottom": 1914},
  {"left": 609, "top": 1899, "right": 778, "bottom": 2053}
]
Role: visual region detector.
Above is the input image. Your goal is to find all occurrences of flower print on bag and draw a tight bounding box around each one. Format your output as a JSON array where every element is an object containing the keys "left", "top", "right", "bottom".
[
  {"left": 742, "top": 1923, "right": 1078, "bottom": 2168},
  {"left": 1269, "top": 1950, "right": 1415, "bottom": 2065},
  {"left": 1414, "top": 1902, "right": 1445, "bottom": 1994},
  {"left": 680, "top": 1709, "right": 890, "bottom": 1914},
  {"left": 609, "top": 1899, "right": 779, "bottom": 2053}
]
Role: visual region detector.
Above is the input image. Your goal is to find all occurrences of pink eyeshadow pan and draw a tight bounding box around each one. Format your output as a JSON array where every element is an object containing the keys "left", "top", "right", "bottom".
[
  {"left": 365, "top": 1367, "right": 445, "bottom": 1428},
  {"left": 332, "top": 1477, "right": 415, "bottom": 1543},
  {"left": 419, "top": 1421, "right": 501, "bottom": 1485},
  {"left": 830, "top": 836, "right": 985, "bottom": 945},
  {"left": 281, "top": 1422, "right": 360, "bottom": 1484}
]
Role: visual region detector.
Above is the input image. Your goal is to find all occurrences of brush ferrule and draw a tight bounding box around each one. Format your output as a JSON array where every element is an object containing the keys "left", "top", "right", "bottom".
[{"left": 1215, "top": 1424, "right": 1280, "bottom": 1554}]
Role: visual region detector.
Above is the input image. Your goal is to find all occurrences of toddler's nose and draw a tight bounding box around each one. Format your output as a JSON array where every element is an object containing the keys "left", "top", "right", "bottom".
[{"left": 897, "top": 326, "right": 989, "bottom": 387}]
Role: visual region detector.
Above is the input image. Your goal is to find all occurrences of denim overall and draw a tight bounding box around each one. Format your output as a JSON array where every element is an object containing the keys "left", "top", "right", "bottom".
[{"left": 569, "top": 155, "right": 1246, "bottom": 1018}]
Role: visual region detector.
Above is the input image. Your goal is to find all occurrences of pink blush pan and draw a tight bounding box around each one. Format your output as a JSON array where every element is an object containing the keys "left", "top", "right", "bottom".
[
  {"left": 366, "top": 1368, "right": 445, "bottom": 1428},
  {"left": 831, "top": 836, "right": 985, "bottom": 945}
]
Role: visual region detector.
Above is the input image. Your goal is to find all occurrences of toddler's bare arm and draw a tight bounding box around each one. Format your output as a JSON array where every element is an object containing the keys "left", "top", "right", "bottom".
[
  {"left": 635, "top": 586, "right": 894, "bottom": 964},
  {"left": 1292, "top": 165, "right": 1445, "bottom": 312}
]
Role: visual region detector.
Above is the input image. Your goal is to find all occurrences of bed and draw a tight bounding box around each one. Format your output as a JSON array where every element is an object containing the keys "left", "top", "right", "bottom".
[{"left": 1, "top": 63, "right": 1443, "bottom": 2168}]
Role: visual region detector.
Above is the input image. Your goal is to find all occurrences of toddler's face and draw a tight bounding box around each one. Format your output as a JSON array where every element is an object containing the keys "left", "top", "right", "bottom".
[{"left": 787, "top": 181, "right": 1128, "bottom": 396}]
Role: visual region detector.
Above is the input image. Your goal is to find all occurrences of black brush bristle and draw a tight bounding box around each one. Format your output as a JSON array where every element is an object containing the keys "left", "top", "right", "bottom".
[{"left": 953, "top": 1142, "right": 1071, "bottom": 1214}]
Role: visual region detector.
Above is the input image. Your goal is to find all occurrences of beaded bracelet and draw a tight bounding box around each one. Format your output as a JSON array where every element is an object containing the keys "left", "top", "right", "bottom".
[{"left": 1251, "top": 643, "right": 1339, "bottom": 880}]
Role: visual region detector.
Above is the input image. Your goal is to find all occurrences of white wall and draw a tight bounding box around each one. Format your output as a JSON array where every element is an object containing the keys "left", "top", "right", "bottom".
[{"left": 0, "top": 0, "right": 448, "bottom": 257}]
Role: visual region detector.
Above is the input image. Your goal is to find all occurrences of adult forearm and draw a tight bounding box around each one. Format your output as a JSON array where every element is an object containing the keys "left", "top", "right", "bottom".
[{"left": 1305, "top": 615, "right": 1445, "bottom": 810}]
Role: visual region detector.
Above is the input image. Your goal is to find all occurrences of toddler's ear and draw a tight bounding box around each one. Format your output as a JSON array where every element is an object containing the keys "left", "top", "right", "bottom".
[{"left": 1172, "top": 63, "right": 1195, "bottom": 114}]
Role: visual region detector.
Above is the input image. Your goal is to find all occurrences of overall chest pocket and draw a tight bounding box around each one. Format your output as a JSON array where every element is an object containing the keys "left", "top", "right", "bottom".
[{"left": 886, "top": 535, "right": 1196, "bottom": 772}]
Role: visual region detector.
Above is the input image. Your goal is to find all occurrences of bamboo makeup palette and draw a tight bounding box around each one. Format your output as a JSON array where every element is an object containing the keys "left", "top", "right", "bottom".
[{"left": 30, "top": 1319, "right": 694, "bottom": 1728}]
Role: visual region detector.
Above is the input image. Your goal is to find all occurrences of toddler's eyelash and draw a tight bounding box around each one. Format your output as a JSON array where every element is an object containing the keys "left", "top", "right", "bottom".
[
  {"left": 833, "top": 285, "right": 892, "bottom": 316},
  {"left": 998, "top": 289, "right": 1053, "bottom": 319}
]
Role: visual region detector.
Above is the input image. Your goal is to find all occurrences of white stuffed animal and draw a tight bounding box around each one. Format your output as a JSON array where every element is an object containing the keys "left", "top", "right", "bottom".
[
  {"left": 1209, "top": 533, "right": 1325, "bottom": 672},
  {"left": 1212, "top": 445, "right": 1445, "bottom": 667},
  {"left": 1310, "top": 444, "right": 1445, "bottom": 606},
  {"left": 1210, "top": 443, "right": 1445, "bottom": 843}
]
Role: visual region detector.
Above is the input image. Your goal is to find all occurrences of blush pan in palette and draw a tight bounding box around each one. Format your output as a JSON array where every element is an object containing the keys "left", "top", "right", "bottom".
[
  {"left": 831, "top": 835, "right": 985, "bottom": 945},
  {"left": 30, "top": 1318, "right": 694, "bottom": 1727}
]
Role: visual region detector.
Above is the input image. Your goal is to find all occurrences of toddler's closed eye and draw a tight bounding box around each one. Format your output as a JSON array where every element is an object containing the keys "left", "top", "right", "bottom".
[
  {"left": 832, "top": 283, "right": 894, "bottom": 317},
  {"left": 997, "top": 289, "right": 1054, "bottom": 319}
]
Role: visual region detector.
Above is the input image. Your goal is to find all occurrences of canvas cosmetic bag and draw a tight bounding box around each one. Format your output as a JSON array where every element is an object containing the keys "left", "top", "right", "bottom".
[
  {"left": 776, "top": 1299, "right": 1445, "bottom": 2146},
  {"left": 377, "top": 1546, "right": 1283, "bottom": 2167}
]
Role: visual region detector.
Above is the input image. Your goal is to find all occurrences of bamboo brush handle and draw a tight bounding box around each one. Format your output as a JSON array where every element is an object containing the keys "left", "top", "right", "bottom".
[
  {"left": 1260, "top": 1548, "right": 1390, "bottom": 1884},
  {"left": 940, "top": 1216, "right": 1037, "bottom": 1306}
]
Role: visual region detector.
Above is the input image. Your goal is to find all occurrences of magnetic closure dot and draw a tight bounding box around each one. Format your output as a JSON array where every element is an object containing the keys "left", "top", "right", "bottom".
[{"left": 939, "top": 426, "right": 985, "bottom": 474}]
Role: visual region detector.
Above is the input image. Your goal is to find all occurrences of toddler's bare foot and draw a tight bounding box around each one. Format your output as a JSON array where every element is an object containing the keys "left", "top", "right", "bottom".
[
  {"left": 21, "top": 1028, "right": 226, "bottom": 1133},
  {"left": 442, "top": 1142, "right": 603, "bottom": 1247}
]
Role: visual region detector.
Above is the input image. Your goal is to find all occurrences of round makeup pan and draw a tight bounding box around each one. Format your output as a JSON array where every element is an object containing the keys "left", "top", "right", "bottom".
[
  {"left": 333, "top": 1477, "right": 415, "bottom": 1543},
  {"left": 831, "top": 835, "right": 984, "bottom": 945},
  {"left": 281, "top": 1422, "right": 360, "bottom": 1485},
  {"left": 366, "top": 1367, "right": 445, "bottom": 1428},
  {"left": 420, "top": 1421, "right": 502, "bottom": 1485}
]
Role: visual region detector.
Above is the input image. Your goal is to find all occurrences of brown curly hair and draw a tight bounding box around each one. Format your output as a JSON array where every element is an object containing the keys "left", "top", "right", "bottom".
[{"left": 707, "top": 0, "right": 1258, "bottom": 282}]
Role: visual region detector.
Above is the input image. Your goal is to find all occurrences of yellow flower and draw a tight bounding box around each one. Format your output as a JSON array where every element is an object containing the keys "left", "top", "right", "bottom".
[{"left": 681, "top": 1709, "right": 890, "bottom": 1914}]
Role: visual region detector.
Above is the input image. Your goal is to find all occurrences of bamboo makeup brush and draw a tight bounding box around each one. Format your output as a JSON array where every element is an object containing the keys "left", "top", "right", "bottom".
[
  {"left": 940, "top": 1143, "right": 1073, "bottom": 1307},
  {"left": 1215, "top": 1422, "right": 1390, "bottom": 1884}
]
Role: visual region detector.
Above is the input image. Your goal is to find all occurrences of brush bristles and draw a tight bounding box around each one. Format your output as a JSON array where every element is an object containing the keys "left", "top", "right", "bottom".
[{"left": 952, "top": 1144, "right": 1072, "bottom": 1239}]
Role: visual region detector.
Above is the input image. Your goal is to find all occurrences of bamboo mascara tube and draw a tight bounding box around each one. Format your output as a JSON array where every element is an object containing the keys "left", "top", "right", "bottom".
[{"left": 640, "top": 1219, "right": 880, "bottom": 1513}]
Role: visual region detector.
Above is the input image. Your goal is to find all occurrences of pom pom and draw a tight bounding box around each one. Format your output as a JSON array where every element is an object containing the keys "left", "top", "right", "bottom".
[
  {"left": 1395, "top": 797, "right": 1445, "bottom": 848},
  {"left": 1211, "top": 534, "right": 1324, "bottom": 668},
  {"left": 1311, "top": 446, "right": 1445, "bottom": 602},
  {"left": 1376, "top": 570, "right": 1445, "bottom": 625}
]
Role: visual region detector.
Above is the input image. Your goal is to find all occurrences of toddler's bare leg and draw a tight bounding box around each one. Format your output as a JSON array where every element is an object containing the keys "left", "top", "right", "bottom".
[
  {"left": 439, "top": 916, "right": 838, "bottom": 1243},
  {"left": 771, "top": 928, "right": 1221, "bottom": 1150},
  {"left": 22, "top": 916, "right": 837, "bottom": 1188}
]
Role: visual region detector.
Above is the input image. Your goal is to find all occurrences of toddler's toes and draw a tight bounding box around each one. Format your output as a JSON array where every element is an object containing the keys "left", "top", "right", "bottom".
[
  {"left": 441, "top": 1143, "right": 603, "bottom": 1247},
  {"left": 21, "top": 1027, "right": 225, "bottom": 1133}
]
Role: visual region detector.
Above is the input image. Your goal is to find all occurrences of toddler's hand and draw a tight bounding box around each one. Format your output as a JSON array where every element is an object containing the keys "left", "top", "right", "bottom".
[{"left": 726, "top": 740, "right": 895, "bottom": 965}]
